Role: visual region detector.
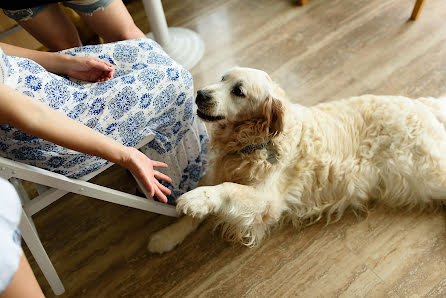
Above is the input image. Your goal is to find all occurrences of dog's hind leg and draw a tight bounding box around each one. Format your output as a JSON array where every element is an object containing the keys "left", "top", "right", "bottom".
[
  {"left": 147, "top": 174, "right": 214, "bottom": 254},
  {"left": 147, "top": 216, "right": 203, "bottom": 254}
]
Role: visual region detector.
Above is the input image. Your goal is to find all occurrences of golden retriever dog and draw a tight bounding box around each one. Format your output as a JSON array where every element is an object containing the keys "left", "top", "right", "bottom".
[{"left": 148, "top": 67, "right": 446, "bottom": 253}]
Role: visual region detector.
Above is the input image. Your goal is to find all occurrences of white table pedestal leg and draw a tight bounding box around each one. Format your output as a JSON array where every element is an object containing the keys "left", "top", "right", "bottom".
[{"left": 142, "top": 0, "right": 204, "bottom": 70}]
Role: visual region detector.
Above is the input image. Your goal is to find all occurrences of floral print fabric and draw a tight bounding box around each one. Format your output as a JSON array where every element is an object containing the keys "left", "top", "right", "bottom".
[{"left": 0, "top": 38, "right": 208, "bottom": 204}]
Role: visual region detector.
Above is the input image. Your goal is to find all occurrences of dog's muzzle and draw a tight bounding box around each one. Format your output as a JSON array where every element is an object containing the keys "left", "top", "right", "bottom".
[
  {"left": 196, "top": 89, "right": 212, "bottom": 105},
  {"left": 195, "top": 89, "right": 225, "bottom": 121}
]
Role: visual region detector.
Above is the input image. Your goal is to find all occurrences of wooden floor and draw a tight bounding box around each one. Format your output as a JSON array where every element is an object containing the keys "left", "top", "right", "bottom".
[{"left": 25, "top": 0, "right": 446, "bottom": 297}]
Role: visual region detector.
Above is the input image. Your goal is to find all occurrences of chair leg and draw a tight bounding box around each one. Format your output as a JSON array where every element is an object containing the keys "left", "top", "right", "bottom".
[
  {"left": 19, "top": 209, "right": 65, "bottom": 295},
  {"left": 410, "top": 0, "right": 426, "bottom": 20},
  {"left": 10, "top": 178, "right": 38, "bottom": 235},
  {"left": 9, "top": 178, "right": 32, "bottom": 205}
]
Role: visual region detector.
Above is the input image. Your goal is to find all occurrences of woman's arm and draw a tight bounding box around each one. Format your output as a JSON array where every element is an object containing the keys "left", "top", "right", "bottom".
[
  {"left": 0, "top": 83, "right": 171, "bottom": 202},
  {"left": 0, "top": 42, "right": 68, "bottom": 74},
  {"left": 0, "top": 42, "right": 114, "bottom": 82}
]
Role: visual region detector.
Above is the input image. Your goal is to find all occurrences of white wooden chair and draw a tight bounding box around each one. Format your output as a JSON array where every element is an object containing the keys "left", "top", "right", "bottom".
[{"left": 0, "top": 136, "right": 176, "bottom": 295}]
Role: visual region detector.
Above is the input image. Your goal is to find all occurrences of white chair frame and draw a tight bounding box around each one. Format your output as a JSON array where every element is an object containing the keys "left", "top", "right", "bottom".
[{"left": 0, "top": 137, "right": 176, "bottom": 295}]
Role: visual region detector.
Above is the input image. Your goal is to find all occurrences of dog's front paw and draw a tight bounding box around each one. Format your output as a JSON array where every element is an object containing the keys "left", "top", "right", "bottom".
[{"left": 176, "top": 186, "right": 219, "bottom": 218}]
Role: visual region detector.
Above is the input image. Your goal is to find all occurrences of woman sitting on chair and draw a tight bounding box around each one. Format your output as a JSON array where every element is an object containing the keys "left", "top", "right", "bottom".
[
  {"left": 0, "top": 38, "right": 208, "bottom": 297},
  {"left": 0, "top": 38, "right": 208, "bottom": 203}
]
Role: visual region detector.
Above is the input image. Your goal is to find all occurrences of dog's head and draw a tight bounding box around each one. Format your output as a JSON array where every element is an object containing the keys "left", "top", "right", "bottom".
[{"left": 196, "top": 67, "right": 286, "bottom": 136}]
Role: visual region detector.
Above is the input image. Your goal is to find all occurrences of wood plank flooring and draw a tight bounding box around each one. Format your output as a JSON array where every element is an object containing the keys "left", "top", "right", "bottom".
[{"left": 24, "top": 0, "right": 446, "bottom": 296}]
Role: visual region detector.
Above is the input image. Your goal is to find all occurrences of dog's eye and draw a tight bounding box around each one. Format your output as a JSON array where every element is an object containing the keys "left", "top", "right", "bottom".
[
  {"left": 232, "top": 86, "right": 245, "bottom": 97},
  {"left": 221, "top": 76, "right": 225, "bottom": 81}
]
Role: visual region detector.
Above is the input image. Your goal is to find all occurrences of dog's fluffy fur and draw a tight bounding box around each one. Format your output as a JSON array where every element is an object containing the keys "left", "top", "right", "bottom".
[{"left": 148, "top": 67, "right": 446, "bottom": 254}]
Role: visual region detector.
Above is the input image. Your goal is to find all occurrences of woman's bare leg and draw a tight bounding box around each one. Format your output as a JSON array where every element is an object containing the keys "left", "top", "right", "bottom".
[
  {"left": 18, "top": 4, "right": 82, "bottom": 51},
  {"left": 78, "top": 0, "right": 145, "bottom": 43}
]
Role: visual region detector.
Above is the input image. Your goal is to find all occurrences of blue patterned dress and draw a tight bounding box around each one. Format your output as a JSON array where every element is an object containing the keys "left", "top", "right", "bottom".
[{"left": 0, "top": 38, "right": 208, "bottom": 204}]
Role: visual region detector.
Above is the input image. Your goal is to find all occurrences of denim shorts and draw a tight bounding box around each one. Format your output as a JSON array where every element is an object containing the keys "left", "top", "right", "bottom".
[{"left": 3, "top": 0, "right": 114, "bottom": 22}]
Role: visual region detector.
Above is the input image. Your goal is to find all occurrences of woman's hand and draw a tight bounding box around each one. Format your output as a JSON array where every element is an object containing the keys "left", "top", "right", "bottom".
[
  {"left": 0, "top": 43, "right": 114, "bottom": 82},
  {"left": 65, "top": 56, "right": 114, "bottom": 82},
  {"left": 122, "top": 147, "right": 172, "bottom": 203}
]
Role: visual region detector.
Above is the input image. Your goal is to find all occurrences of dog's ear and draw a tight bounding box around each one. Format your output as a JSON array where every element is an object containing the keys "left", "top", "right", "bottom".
[{"left": 262, "top": 96, "right": 284, "bottom": 136}]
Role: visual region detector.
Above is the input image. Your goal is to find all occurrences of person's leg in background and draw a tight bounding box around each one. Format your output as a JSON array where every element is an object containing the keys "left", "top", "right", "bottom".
[
  {"left": 1, "top": 253, "right": 45, "bottom": 298},
  {"left": 3, "top": 4, "right": 82, "bottom": 51},
  {"left": 0, "top": 178, "right": 44, "bottom": 298},
  {"left": 67, "top": 0, "right": 146, "bottom": 43},
  {"left": 3, "top": 0, "right": 144, "bottom": 51}
]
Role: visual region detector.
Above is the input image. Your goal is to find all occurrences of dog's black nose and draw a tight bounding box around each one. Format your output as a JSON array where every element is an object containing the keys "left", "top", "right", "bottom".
[{"left": 196, "top": 89, "right": 211, "bottom": 104}]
